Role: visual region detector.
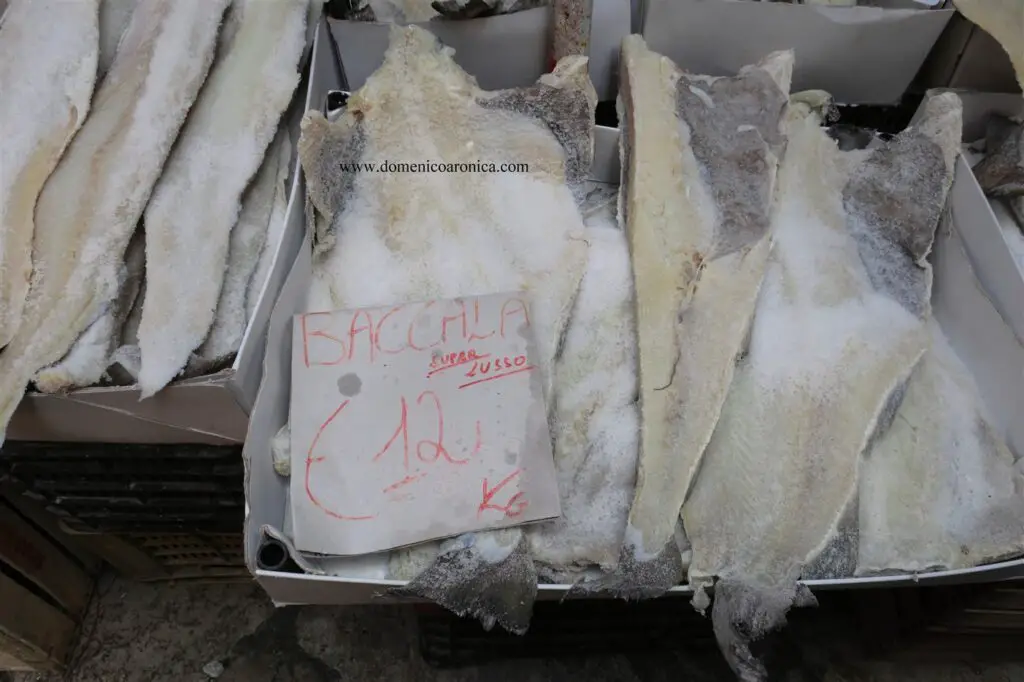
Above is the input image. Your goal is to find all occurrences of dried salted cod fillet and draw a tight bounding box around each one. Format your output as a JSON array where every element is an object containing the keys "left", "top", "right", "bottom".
[
  {"left": 682, "top": 92, "right": 961, "bottom": 681},
  {"left": 527, "top": 207, "right": 639, "bottom": 574},
  {"left": 193, "top": 127, "right": 292, "bottom": 371},
  {"left": 297, "top": 26, "right": 594, "bottom": 633},
  {"left": 98, "top": 0, "right": 138, "bottom": 81},
  {"left": 34, "top": 228, "right": 146, "bottom": 392},
  {"left": 138, "top": 0, "right": 307, "bottom": 397},
  {"left": 954, "top": 0, "right": 1024, "bottom": 92},
  {"left": 609, "top": 35, "right": 791, "bottom": 597},
  {"left": 0, "top": 0, "right": 228, "bottom": 442},
  {"left": 246, "top": 133, "right": 293, "bottom": 321},
  {"left": 857, "top": 323, "right": 1024, "bottom": 576},
  {"left": 0, "top": 0, "right": 99, "bottom": 350},
  {"left": 972, "top": 115, "right": 1024, "bottom": 197}
]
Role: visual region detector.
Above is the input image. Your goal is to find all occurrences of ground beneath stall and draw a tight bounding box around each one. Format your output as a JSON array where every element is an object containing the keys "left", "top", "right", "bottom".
[{"left": 6, "top": 576, "right": 1024, "bottom": 682}]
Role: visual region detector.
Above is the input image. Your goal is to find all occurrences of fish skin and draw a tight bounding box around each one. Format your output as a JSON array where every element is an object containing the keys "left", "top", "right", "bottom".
[
  {"left": 971, "top": 115, "right": 1024, "bottom": 197},
  {"left": 0, "top": 0, "right": 229, "bottom": 442},
  {"left": 33, "top": 227, "right": 146, "bottom": 393},
  {"left": 297, "top": 25, "right": 594, "bottom": 634},
  {"left": 0, "top": 0, "right": 99, "bottom": 350},
  {"left": 193, "top": 126, "right": 292, "bottom": 372},
  {"left": 610, "top": 35, "right": 791, "bottom": 596},
  {"left": 682, "top": 93, "right": 961, "bottom": 680},
  {"left": 857, "top": 323, "right": 1024, "bottom": 576},
  {"left": 137, "top": 0, "right": 307, "bottom": 398}
]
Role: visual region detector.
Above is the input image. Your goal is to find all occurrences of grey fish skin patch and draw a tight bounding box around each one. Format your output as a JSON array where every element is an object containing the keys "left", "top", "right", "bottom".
[
  {"left": 391, "top": 532, "right": 537, "bottom": 635},
  {"left": 844, "top": 92, "right": 962, "bottom": 320},
  {"left": 612, "top": 34, "right": 791, "bottom": 597},
  {"left": 972, "top": 115, "right": 1024, "bottom": 197},
  {"left": 297, "top": 111, "right": 366, "bottom": 257}
]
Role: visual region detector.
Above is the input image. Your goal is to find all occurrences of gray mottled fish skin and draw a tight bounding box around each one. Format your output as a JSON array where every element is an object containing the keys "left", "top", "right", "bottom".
[
  {"left": 843, "top": 128, "right": 952, "bottom": 318},
  {"left": 972, "top": 115, "right": 1024, "bottom": 197},
  {"left": 682, "top": 93, "right": 961, "bottom": 681},
  {"left": 297, "top": 26, "right": 594, "bottom": 634},
  {"left": 478, "top": 78, "right": 594, "bottom": 190},
  {"left": 297, "top": 114, "right": 366, "bottom": 257},
  {"left": 392, "top": 532, "right": 536, "bottom": 635},
  {"left": 609, "top": 35, "right": 791, "bottom": 598}
]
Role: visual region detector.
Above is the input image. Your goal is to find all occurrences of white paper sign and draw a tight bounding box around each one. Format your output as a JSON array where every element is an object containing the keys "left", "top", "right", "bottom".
[{"left": 289, "top": 293, "right": 561, "bottom": 556}]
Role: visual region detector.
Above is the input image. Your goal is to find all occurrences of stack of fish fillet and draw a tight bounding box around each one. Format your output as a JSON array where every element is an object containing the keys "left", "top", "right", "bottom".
[
  {"left": 0, "top": 0, "right": 311, "bottom": 444},
  {"left": 271, "top": 29, "right": 1024, "bottom": 680},
  {"left": 257, "top": 26, "right": 1020, "bottom": 660}
]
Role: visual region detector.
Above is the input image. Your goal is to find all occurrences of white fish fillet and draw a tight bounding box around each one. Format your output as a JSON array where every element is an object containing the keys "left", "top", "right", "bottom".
[
  {"left": 195, "top": 127, "right": 291, "bottom": 369},
  {"left": 0, "top": 0, "right": 99, "bottom": 349},
  {"left": 527, "top": 207, "right": 639, "bottom": 573},
  {"left": 138, "top": 0, "right": 307, "bottom": 397},
  {"left": 682, "top": 93, "right": 961, "bottom": 680},
  {"left": 615, "top": 35, "right": 791, "bottom": 593},
  {"left": 298, "top": 26, "right": 594, "bottom": 633},
  {"left": 33, "top": 228, "right": 146, "bottom": 393},
  {"left": 857, "top": 323, "right": 1024, "bottom": 576},
  {"left": 98, "top": 0, "right": 138, "bottom": 81},
  {"left": 0, "top": 0, "right": 228, "bottom": 442},
  {"left": 245, "top": 132, "right": 294, "bottom": 322},
  {"left": 954, "top": 0, "right": 1024, "bottom": 92}
]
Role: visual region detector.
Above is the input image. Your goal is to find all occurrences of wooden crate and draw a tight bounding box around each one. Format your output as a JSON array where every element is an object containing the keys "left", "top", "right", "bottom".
[{"left": 0, "top": 489, "right": 99, "bottom": 673}]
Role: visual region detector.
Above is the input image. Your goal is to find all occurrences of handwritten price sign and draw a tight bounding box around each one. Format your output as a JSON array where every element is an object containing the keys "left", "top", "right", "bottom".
[{"left": 288, "top": 293, "right": 561, "bottom": 556}]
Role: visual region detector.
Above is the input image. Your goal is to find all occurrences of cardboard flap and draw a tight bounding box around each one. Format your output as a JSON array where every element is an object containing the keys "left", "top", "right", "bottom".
[
  {"left": 949, "top": 157, "right": 1024, "bottom": 343},
  {"left": 932, "top": 218, "right": 1024, "bottom": 459}
]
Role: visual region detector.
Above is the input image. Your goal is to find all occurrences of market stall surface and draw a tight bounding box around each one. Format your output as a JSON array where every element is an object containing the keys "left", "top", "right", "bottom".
[{"left": 5, "top": 575, "right": 1024, "bottom": 682}]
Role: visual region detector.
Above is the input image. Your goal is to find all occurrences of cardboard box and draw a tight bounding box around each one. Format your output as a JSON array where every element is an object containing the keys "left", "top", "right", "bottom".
[
  {"left": 243, "top": 39, "right": 1024, "bottom": 600},
  {"left": 6, "top": 78, "right": 317, "bottom": 445},
  {"left": 328, "top": 0, "right": 631, "bottom": 100},
  {"left": 641, "top": 0, "right": 954, "bottom": 105},
  {"left": 946, "top": 91, "right": 1024, "bottom": 343},
  {"left": 917, "top": 14, "right": 1021, "bottom": 94}
]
